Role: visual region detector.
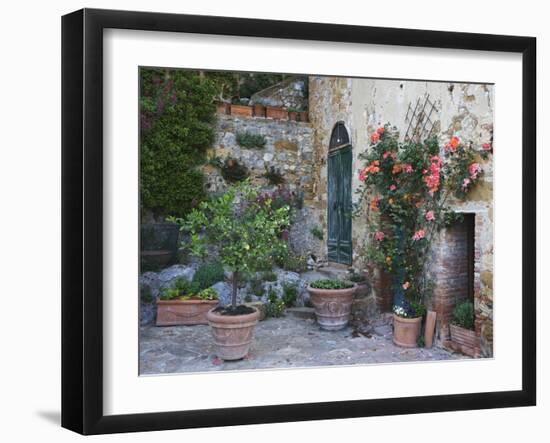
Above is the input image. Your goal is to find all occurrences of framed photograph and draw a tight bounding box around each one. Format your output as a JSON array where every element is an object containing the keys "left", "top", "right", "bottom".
[{"left": 62, "top": 8, "right": 536, "bottom": 435}]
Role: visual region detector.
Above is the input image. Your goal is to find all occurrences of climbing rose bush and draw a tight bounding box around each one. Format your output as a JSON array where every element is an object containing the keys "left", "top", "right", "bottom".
[{"left": 356, "top": 125, "right": 492, "bottom": 317}]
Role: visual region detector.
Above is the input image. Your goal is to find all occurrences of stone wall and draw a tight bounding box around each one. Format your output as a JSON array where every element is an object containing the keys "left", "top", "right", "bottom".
[{"left": 203, "top": 114, "right": 323, "bottom": 258}]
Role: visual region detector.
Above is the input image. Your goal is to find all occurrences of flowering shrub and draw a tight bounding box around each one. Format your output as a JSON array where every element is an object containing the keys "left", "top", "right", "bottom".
[{"left": 357, "top": 125, "right": 491, "bottom": 317}]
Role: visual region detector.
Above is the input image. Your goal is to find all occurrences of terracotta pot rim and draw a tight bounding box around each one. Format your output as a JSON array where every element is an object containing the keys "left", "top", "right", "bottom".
[
  {"left": 393, "top": 313, "right": 422, "bottom": 323},
  {"left": 206, "top": 306, "right": 260, "bottom": 324},
  {"left": 157, "top": 299, "right": 219, "bottom": 305}
]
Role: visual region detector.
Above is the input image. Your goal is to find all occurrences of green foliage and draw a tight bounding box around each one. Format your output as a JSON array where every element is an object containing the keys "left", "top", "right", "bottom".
[
  {"left": 310, "top": 226, "right": 324, "bottom": 240},
  {"left": 348, "top": 269, "right": 367, "bottom": 283},
  {"left": 140, "top": 68, "right": 217, "bottom": 218},
  {"left": 282, "top": 283, "right": 298, "bottom": 307},
  {"left": 416, "top": 335, "right": 425, "bottom": 348},
  {"left": 261, "top": 270, "right": 278, "bottom": 282},
  {"left": 236, "top": 131, "right": 266, "bottom": 149},
  {"left": 192, "top": 261, "right": 225, "bottom": 291},
  {"left": 452, "top": 300, "right": 475, "bottom": 330},
  {"left": 197, "top": 287, "right": 219, "bottom": 301},
  {"left": 263, "top": 166, "right": 285, "bottom": 185},
  {"left": 265, "top": 288, "right": 285, "bottom": 318},
  {"left": 171, "top": 181, "right": 290, "bottom": 307},
  {"left": 277, "top": 252, "right": 308, "bottom": 273},
  {"left": 309, "top": 279, "right": 354, "bottom": 290},
  {"left": 203, "top": 71, "right": 284, "bottom": 101},
  {"left": 221, "top": 157, "right": 249, "bottom": 183},
  {"left": 249, "top": 277, "right": 265, "bottom": 297}
]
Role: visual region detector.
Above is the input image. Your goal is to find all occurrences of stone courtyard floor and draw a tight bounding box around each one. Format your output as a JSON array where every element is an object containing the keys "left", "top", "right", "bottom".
[{"left": 139, "top": 312, "right": 468, "bottom": 374}]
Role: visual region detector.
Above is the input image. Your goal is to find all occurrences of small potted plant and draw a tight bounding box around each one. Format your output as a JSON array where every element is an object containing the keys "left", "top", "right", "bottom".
[
  {"left": 392, "top": 301, "right": 425, "bottom": 348},
  {"left": 450, "top": 300, "right": 479, "bottom": 350},
  {"left": 307, "top": 279, "right": 357, "bottom": 330},
  {"left": 156, "top": 279, "right": 219, "bottom": 326},
  {"left": 171, "top": 181, "right": 290, "bottom": 360}
]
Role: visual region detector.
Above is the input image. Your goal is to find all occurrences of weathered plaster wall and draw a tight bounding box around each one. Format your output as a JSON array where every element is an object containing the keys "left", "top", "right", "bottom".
[{"left": 309, "top": 77, "right": 494, "bottom": 356}]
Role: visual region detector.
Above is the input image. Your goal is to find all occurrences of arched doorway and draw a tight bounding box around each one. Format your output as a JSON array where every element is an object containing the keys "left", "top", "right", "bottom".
[{"left": 327, "top": 122, "right": 352, "bottom": 265}]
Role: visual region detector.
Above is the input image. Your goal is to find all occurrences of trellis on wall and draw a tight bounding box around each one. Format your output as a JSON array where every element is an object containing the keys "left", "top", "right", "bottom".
[{"left": 404, "top": 94, "right": 438, "bottom": 142}]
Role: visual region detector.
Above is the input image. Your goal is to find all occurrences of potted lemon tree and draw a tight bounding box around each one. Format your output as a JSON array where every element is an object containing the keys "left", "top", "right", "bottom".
[{"left": 170, "top": 181, "right": 290, "bottom": 360}]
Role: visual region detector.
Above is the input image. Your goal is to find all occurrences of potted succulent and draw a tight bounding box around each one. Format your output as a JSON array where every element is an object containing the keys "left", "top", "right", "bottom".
[
  {"left": 170, "top": 181, "right": 290, "bottom": 360},
  {"left": 356, "top": 125, "right": 492, "bottom": 347},
  {"left": 450, "top": 300, "right": 479, "bottom": 350},
  {"left": 307, "top": 279, "right": 357, "bottom": 330},
  {"left": 156, "top": 279, "right": 219, "bottom": 326}
]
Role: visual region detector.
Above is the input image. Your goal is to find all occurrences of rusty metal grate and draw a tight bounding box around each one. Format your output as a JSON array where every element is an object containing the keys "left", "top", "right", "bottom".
[{"left": 404, "top": 94, "right": 438, "bottom": 142}]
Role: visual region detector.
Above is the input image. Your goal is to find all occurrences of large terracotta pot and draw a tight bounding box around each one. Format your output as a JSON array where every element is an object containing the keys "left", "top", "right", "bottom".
[
  {"left": 156, "top": 299, "right": 218, "bottom": 326},
  {"left": 207, "top": 307, "right": 260, "bottom": 360},
  {"left": 307, "top": 284, "right": 357, "bottom": 331},
  {"left": 372, "top": 267, "right": 393, "bottom": 312},
  {"left": 393, "top": 314, "right": 422, "bottom": 347},
  {"left": 450, "top": 324, "right": 479, "bottom": 349}
]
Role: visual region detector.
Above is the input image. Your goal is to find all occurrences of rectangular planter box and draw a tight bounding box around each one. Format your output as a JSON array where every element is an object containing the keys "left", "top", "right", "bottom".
[
  {"left": 450, "top": 323, "right": 480, "bottom": 349},
  {"left": 298, "top": 111, "right": 308, "bottom": 122},
  {"left": 156, "top": 299, "right": 219, "bottom": 326},
  {"left": 265, "top": 106, "right": 288, "bottom": 120},
  {"left": 253, "top": 104, "right": 266, "bottom": 118},
  {"left": 230, "top": 104, "right": 253, "bottom": 117}
]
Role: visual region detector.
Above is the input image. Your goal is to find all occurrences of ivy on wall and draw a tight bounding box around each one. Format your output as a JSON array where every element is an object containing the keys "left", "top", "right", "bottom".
[{"left": 139, "top": 68, "right": 217, "bottom": 218}]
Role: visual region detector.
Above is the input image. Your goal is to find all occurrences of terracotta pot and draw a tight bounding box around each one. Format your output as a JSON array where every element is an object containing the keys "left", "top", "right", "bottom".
[
  {"left": 140, "top": 249, "right": 173, "bottom": 269},
  {"left": 298, "top": 111, "right": 308, "bottom": 122},
  {"left": 450, "top": 324, "right": 479, "bottom": 349},
  {"left": 265, "top": 106, "right": 288, "bottom": 120},
  {"left": 393, "top": 314, "right": 422, "bottom": 347},
  {"left": 307, "top": 284, "right": 357, "bottom": 331},
  {"left": 253, "top": 104, "right": 266, "bottom": 118},
  {"left": 207, "top": 307, "right": 260, "bottom": 360},
  {"left": 156, "top": 299, "right": 218, "bottom": 326},
  {"left": 216, "top": 101, "right": 230, "bottom": 115},
  {"left": 230, "top": 104, "right": 253, "bottom": 117},
  {"left": 288, "top": 111, "right": 299, "bottom": 121}
]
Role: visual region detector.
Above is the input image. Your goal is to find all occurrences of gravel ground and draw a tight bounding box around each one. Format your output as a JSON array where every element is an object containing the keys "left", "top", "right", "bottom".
[{"left": 139, "top": 313, "right": 468, "bottom": 374}]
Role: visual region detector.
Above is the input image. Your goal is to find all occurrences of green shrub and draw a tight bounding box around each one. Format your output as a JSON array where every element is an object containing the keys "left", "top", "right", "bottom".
[
  {"left": 197, "top": 287, "right": 219, "bottom": 300},
  {"left": 263, "top": 166, "right": 285, "bottom": 185},
  {"left": 249, "top": 278, "right": 265, "bottom": 297},
  {"left": 452, "top": 300, "right": 474, "bottom": 330},
  {"left": 277, "top": 253, "right": 308, "bottom": 273},
  {"left": 282, "top": 283, "right": 298, "bottom": 307},
  {"left": 262, "top": 270, "right": 278, "bottom": 282},
  {"left": 310, "top": 226, "right": 324, "bottom": 240},
  {"left": 309, "top": 279, "right": 354, "bottom": 290},
  {"left": 236, "top": 131, "right": 266, "bottom": 149},
  {"left": 265, "top": 288, "right": 285, "bottom": 318},
  {"left": 140, "top": 68, "right": 217, "bottom": 218},
  {"left": 221, "top": 157, "right": 249, "bottom": 183},
  {"left": 192, "top": 261, "right": 225, "bottom": 291}
]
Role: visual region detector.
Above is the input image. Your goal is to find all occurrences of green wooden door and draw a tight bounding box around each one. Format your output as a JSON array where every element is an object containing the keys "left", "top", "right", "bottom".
[{"left": 327, "top": 145, "right": 352, "bottom": 264}]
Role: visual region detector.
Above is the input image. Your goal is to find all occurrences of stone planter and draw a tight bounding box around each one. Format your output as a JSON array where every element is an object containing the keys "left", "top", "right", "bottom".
[
  {"left": 265, "top": 106, "right": 288, "bottom": 120},
  {"left": 307, "top": 284, "right": 357, "bottom": 331},
  {"left": 392, "top": 314, "right": 422, "bottom": 348},
  {"left": 230, "top": 104, "right": 253, "bottom": 117},
  {"left": 207, "top": 307, "right": 260, "bottom": 360},
  {"left": 450, "top": 324, "right": 479, "bottom": 349},
  {"left": 156, "top": 299, "right": 219, "bottom": 326},
  {"left": 252, "top": 104, "right": 266, "bottom": 118}
]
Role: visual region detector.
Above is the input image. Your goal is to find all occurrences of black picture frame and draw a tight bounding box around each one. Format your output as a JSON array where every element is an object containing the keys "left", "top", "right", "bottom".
[{"left": 61, "top": 8, "right": 537, "bottom": 435}]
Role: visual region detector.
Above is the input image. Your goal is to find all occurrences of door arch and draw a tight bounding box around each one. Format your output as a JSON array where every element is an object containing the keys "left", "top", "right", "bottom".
[{"left": 327, "top": 122, "right": 352, "bottom": 265}]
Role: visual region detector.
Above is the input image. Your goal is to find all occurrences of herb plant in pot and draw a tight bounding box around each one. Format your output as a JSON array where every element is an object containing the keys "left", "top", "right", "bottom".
[
  {"left": 156, "top": 278, "right": 219, "bottom": 326},
  {"left": 356, "top": 126, "right": 491, "bottom": 348},
  {"left": 450, "top": 300, "right": 479, "bottom": 352},
  {"left": 307, "top": 279, "right": 357, "bottom": 330},
  {"left": 170, "top": 181, "right": 290, "bottom": 360}
]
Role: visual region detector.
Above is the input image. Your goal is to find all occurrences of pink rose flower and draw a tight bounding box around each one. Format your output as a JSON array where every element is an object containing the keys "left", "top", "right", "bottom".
[
  {"left": 403, "top": 164, "right": 413, "bottom": 173},
  {"left": 412, "top": 229, "right": 426, "bottom": 241},
  {"left": 482, "top": 143, "right": 491, "bottom": 151},
  {"left": 462, "top": 178, "right": 471, "bottom": 190},
  {"left": 425, "top": 210, "right": 435, "bottom": 221},
  {"left": 370, "top": 132, "right": 380, "bottom": 143},
  {"left": 469, "top": 162, "right": 482, "bottom": 180},
  {"left": 374, "top": 231, "right": 385, "bottom": 241},
  {"left": 358, "top": 168, "right": 367, "bottom": 182},
  {"left": 402, "top": 281, "right": 410, "bottom": 290},
  {"left": 377, "top": 127, "right": 385, "bottom": 135},
  {"left": 389, "top": 184, "right": 397, "bottom": 191}
]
